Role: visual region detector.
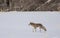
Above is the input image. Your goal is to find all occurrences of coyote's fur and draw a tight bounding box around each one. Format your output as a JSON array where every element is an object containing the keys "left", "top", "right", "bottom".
[{"left": 29, "top": 22, "right": 47, "bottom": 32}]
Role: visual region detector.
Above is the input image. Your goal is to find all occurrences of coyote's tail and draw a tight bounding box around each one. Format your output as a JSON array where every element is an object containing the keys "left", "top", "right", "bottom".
[{"left": 42, "top": 26, "right": 47, "bottom": 31}]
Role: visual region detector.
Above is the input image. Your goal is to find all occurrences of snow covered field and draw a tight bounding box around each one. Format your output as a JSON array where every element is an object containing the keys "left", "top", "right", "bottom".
[{"left": 0, "top": 12, "right": 60, "bottom": 38}]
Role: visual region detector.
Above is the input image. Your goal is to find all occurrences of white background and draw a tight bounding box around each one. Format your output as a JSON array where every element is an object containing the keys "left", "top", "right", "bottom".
[{"left": 0, "top": 12, "right": 60, "bottom": 38}]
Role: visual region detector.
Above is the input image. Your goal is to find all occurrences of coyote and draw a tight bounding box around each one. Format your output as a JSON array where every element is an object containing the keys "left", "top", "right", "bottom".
[{"left": 29, "top": 22, "right": 47, "bottom": 32}]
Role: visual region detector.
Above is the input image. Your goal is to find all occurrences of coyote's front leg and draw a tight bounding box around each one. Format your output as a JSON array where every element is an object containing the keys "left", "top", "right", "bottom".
[
  {"left": 39, "top": 27, "right": 41, "bottom": 32},
  {"left": 33, "top": 27, "right": 36, "bottom": 32}
]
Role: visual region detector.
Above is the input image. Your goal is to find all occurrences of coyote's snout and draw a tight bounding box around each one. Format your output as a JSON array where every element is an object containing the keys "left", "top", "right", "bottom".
[{"left": 29, "top": 22, "right": 47, "bottom": 32}]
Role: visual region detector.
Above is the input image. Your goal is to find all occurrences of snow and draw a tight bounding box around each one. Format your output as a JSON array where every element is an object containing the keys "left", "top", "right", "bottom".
[{"left": 0, "top": 12, "right": 60, "bottom": 38}]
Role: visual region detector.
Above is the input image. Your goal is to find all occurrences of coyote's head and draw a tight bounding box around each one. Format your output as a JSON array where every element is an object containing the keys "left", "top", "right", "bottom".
[{"left": 29, "top": 22, "right": 35, "bottom": 25}]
